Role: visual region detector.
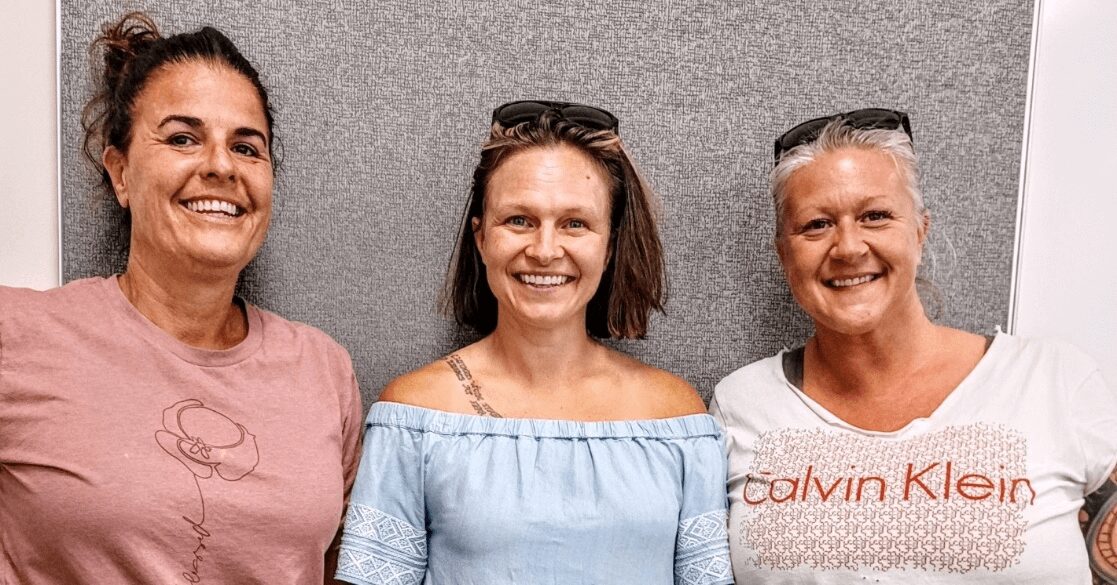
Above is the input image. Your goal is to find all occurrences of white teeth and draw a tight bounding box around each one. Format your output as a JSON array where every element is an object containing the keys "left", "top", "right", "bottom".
[
  {"left": 519, "top": 274, "right": 571, "bottom": 286},
  {"left": 185, "top": 199, "right": 242, "bottom": 216},
  {"left": 829, "top": 275, "right": 876, "bottom": 288}
]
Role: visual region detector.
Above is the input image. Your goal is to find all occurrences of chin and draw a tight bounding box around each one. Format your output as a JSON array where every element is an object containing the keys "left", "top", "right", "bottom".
[
  {"left": 503, "top": 305, "right": 581, "bottom": 330},
  {"left": 813, "top": 310, "right": 885, "bottom": 337},
  {"left": 186, "top": 246, "right": 257, "bottom": 274}
]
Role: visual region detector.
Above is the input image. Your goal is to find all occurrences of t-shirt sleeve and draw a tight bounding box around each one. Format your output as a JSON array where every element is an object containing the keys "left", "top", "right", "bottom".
[
  {"left": 674, "top": 435, "right": 734, "bottom": 585},
  {"left": 335, "top": 418, "right": 427, "bottom": 585},
  {"left": 339, "top": 372, "right": 364, "bottom": 504},
  {"left": 326, "top": 359, "right": 365, "bottom": 584},
  {"left": 1071, "top": 369, "right": 1117, "bottom": 494},
  {"left": 707, "top": 392, "right": 726, "bottom": 431}
]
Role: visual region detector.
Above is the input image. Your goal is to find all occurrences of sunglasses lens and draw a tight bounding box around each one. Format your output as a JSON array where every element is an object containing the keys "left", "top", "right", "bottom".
[
  {"left": 494, "top": 101, "right": 552, "bottom": 127},
  {"left": 778, "top": 119, "right": 830, "bottom": 153},
  {"left": 560, "top": 105, "right": 618, "bottom": 131},
  {"left": 845, "top": 109, "right": 903, "bottom": 129}
]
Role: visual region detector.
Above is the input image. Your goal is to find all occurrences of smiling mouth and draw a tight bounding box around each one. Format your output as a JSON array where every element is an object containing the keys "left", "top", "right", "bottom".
[
  {"left": 517, "top": 273, "right": 574, "bottom": 287},
  {"left": 182, "top": 199, "right": 245, "bottom": 218},
  {"left": 825, "top": 274, "right": 880, "bottom": 288}
]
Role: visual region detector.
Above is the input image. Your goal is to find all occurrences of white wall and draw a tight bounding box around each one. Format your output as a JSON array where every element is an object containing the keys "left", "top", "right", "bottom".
[
  {"left": 1011, "top": 0, "right": 1117, "bottom": 384},
  {"left": 0, "top": 1, "right": 1113, "bottom": 381},
  {"left": 0, "top": 0, "right": 57, "bottom": 290}
]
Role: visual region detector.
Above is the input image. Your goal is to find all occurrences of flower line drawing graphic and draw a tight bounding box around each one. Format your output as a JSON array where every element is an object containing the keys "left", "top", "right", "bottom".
[{"left": 156, "top": 399, "right": 259, "bottom": 582}]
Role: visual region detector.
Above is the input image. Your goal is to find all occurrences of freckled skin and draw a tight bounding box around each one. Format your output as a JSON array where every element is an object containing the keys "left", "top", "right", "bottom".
[{"left": 473, "top": 145, "right": 613, "bottom": 334}]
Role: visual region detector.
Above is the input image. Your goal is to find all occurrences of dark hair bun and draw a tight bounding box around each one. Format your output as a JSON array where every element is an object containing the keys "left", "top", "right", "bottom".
[{"left": 96, "top": 12, "right": 161, "bottom": 101}]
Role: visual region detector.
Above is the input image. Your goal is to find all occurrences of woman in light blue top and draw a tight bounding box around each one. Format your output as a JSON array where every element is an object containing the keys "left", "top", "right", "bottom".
[{"left": 336, "top": 102, "right": 732, "bottom": 585}]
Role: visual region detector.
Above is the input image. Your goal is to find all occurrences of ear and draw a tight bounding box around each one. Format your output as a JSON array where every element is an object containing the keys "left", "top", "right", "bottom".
[
  {"left": 102, "top": 146, "right": 129, "bottom": 208},
  {"left": 471, "top": 216, "right": 485, "bottom": 263},
  {"left": 918, "top": 209, "right": 931, "bottom": 247}
]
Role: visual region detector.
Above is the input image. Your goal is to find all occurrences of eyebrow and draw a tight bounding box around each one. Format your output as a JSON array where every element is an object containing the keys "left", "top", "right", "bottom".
[{"left": 157, "top": 115, "right": 269, "bottom": 144}]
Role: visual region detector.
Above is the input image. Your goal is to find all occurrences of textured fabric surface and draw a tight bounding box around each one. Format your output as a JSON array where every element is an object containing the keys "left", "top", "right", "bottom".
[
  {"left": 0, "top": 277, "right": 363, "bottom": 584},
  {"left": 60, "top": 1, "right": 1033, "bottom": 406},
  {"left": 337, "top": 402, "right": 731, "bottom": 584}
]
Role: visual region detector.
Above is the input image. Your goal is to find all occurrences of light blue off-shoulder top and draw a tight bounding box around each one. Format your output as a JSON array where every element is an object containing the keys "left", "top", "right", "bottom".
[{"left": 336, "top": 401, "right": 732, "bottom": 585}]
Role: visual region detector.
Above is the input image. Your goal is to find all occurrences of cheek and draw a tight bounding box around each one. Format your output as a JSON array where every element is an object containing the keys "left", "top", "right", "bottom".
[
  {"left": 580, "top": 238, "right": 611, "bottom": 275},
  {"left": 781, "top": 243, "right": 816, "bottom": 279},
  {"left": 896, "top": 231, "right": 924, "bottom": 269},
  {"left": 245, "top": 167, "right": 274, "bottom": 205},
  {"left": 478, "top": 230, "right": 516, "bottom": 268}
]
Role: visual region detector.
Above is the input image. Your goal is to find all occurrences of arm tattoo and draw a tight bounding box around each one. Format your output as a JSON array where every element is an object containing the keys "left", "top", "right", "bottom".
[
  {"left": 444, "top": 353, "right": 503, "bottom": 418},
  {"left": 1083, "top": 467, "right": 1117, "bottom": 584}
]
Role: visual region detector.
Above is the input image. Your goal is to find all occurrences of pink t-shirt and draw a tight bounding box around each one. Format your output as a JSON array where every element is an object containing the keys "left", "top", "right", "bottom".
[{"left": 0, "top": 276, "right": 363, "bottom": 584}]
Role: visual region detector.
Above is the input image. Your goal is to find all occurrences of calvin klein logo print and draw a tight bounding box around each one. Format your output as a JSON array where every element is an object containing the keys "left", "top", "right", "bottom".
[
  {"left": 156, "top": 399, "right": 259, "bottom": 583},
  {"left": 739, "top": 424, "right": 1029, "bottom": 573}
]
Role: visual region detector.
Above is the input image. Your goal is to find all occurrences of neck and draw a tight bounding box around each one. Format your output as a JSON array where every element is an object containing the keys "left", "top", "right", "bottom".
[
  {"left": 808, "top": 302, "right": 940, "bottom": 396},
  {"left": 483, "top": 313, "right": 602, "bottom": 390},
  {"left": 118, "top": 253, "right": 246, "bottom": 350}
]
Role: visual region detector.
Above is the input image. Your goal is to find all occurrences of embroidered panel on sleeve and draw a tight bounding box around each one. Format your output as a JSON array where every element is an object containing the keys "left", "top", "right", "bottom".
[
  {"left": 336, "top": 503, "right": 427, "bottom": 585},
  {"left": 675, "top": 509, "right": 733, "bottom": 585}
]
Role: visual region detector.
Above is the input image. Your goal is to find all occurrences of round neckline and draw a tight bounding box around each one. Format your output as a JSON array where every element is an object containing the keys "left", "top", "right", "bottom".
[
  {"left": 99, "top": 274, "right": 264, "bottom": 367},
  {"left": 776, "top": 329, "right": 1007, "bottom": 437}
]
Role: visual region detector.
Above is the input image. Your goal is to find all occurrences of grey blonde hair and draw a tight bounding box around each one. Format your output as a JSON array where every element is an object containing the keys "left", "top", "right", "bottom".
[{"left": 770, "top": 119, "right": 923, "bottom": 236}]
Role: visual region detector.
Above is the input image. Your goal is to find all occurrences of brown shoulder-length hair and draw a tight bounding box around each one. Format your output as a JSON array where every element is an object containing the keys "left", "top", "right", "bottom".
[{"left": 443, "top": 110, "right": 666, "bottom": 339}]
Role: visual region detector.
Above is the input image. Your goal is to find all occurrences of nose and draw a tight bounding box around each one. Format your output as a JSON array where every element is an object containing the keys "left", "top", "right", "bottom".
[
  {"left": 525, "top": 226, "right": 563, "bottom": 264},
  {"left": 830, "top": 221, "right": 868, "bottom": 261},
  {"left": 201, "top": 142, "right": 235, "bottom": 182}
]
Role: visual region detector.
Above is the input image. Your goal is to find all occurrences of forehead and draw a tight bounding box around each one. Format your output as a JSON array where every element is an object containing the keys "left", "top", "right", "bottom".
[
  {"left": 484, "top": 145, "right": 612, "bottom": 214},
  {"left": 132, "top": 60, "right": 268, "bottom": 133},
  {"left": 782, "top": 147, "right": 912, "bottom": 213}
]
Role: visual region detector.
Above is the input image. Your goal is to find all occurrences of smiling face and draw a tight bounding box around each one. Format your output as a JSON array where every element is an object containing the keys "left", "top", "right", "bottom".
[
  {"left": 473, "top": 145, "right": 613, "bottom": 332},
  {"left": 776, "top": 146, "right": 928, "bottom": 337},
  {"left": 103, "top": 60, "right": 273, "bottom": 277}
]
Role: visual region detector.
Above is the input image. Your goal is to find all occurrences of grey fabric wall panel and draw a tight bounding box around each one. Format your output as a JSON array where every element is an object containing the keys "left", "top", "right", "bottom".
[{"left": 60, "top": 1, "right": 1033, "bottom": 406}]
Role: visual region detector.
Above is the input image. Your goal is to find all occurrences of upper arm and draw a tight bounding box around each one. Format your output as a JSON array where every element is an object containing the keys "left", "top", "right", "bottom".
[
  {"left": 1071, "top": 368, "right": 1117, "bottom": 494},
  {"left": 376, "top": 363, "right": 451, "bottom": 409},
  {"left": 673, "top": 433, "right": 733, "bottom": 584},
  {"left": 647, "top": 369, "right": 707, "bottom": 417},
  {"left": 335, "top": 419, "right": 429, "bottom": 585}
]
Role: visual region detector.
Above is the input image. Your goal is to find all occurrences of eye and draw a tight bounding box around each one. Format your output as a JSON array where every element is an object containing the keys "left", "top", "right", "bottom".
[
  {"left": 862, "top": 210, "right": 894, "bottom": 223},
  {"left": 801, "top": 218, "right": 832, "bottom": 234},
  {"left": 567, "top": 219, "right": 586, "bottom": 229},
  {"left": 232, "top": 143, "right": 259, "bottom": 157},
  {"left": 168, "top": 133, "right": 197, "bottom": 147},
  {"left": 506, "top": 216, "right": 530, "bottom": 228}
]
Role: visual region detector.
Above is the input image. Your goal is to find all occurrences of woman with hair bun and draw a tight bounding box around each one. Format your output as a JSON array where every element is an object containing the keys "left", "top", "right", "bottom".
[
  {"left": 0, "top": 13, "right": 362, "bottom": 583},
  {"left": 335, "top": 103, "right": 732, "bottom": 585}
]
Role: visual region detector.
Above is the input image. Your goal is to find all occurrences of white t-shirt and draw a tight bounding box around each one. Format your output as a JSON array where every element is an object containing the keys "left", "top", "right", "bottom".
[{"left": 709, "top": 332, "right": 1117, "bottom": 584}]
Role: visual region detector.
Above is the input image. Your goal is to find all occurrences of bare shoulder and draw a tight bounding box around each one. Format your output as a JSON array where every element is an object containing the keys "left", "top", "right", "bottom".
[
  {"left": 377, "top": 355, "right": 465, "bottom": 410},
  {"left": 608, "top": 351, "right": 707, "bottom": 418}
]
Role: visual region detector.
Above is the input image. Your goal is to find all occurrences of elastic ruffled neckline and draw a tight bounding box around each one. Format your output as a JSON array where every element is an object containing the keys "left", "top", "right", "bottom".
[{"left": 368, "top": 401, "right": 722, "bottom": 440}]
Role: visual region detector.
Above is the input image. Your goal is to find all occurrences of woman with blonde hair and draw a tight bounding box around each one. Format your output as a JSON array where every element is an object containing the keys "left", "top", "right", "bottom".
[{"left": 712, "top": 108, "right": 1117, "bottom": 583}]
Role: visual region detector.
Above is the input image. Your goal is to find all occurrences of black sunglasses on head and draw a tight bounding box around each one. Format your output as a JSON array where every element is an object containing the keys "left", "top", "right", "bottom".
[
  {"left": 774, "top": 108, "right": 913, "bottom": 165},
  {"left": 492, "top": 100, "right": 619, "bottom": 133}
]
